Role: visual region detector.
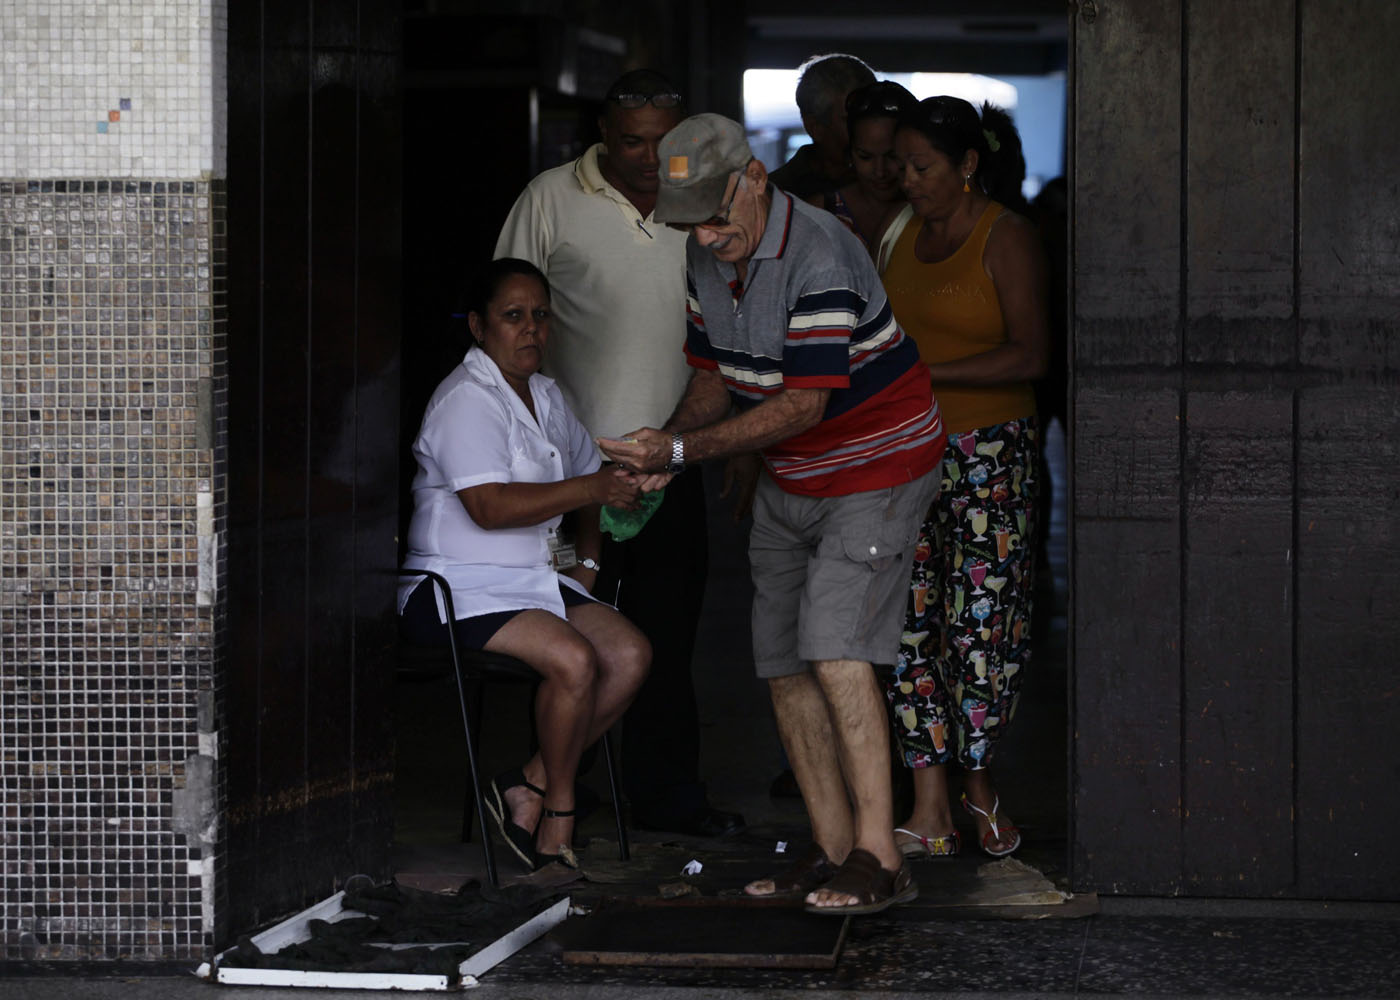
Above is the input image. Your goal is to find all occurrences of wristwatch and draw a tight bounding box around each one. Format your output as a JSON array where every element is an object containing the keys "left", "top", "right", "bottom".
[
  {"left": 667, "top": 433, "right": 685, "bottom": 474},
  {"left": 579, "top": 557, "right": 601, "bottom": 572}
]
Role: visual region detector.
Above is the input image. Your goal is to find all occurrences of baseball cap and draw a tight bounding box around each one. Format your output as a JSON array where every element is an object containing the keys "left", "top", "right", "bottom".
[{"left": 654, "top": 114, "right": 754, "bottom": 224}]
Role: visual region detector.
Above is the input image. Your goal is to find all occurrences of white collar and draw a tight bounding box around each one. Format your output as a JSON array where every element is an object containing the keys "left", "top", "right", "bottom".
[{"left": 462, "top": 348, "right": 555, "bottom": 426}]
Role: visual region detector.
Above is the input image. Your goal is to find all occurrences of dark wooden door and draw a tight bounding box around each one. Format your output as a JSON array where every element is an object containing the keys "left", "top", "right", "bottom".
[
  {"left": 219, "top": 0, "right": 402, "bottom": 938},
  {"left": 1070, "top": 0, "right": 1400, "bottom": 898}
]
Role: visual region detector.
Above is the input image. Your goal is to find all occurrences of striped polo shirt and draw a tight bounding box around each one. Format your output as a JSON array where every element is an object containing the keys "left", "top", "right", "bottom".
[{"left": 684, "top": 189, "right": 946, "bottom": 497}]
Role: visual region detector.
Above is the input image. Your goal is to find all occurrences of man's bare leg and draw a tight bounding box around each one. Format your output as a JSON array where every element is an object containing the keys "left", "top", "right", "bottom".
[
  {"left": 744, "top": 670, "right": 852, "bottom": 895},
  {"left": 805, "top": 658, "right": 901, "bottom": 908}
]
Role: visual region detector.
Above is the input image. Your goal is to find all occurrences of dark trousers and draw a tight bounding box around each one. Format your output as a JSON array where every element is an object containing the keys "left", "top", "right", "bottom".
[{"left": 595, "top": 465, "right": 709, "bottom": 819}]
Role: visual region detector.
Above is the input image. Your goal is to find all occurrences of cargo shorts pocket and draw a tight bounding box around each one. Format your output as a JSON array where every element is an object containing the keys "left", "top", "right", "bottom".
[
  {"left": 838, "top": 524, "right": 909, "bottom": 575},
  {"left": 813, "top": 523, "right": 914, "bottom": 652}
]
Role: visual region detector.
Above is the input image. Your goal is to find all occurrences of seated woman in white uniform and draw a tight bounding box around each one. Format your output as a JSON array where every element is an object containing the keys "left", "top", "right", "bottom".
[{"left": 398, "top": 257, "right": 651, "bottom": 871}]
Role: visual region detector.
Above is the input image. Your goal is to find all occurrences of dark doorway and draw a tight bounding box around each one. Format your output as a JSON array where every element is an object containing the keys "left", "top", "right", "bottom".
[{"left": 389, "top": 1, "right": 1072, "bottom": 889}]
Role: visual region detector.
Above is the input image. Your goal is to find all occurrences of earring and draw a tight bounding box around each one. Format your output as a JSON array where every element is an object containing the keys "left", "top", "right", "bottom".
[{"left": 963, "top": 175, "right": 971, "bottom": 193}]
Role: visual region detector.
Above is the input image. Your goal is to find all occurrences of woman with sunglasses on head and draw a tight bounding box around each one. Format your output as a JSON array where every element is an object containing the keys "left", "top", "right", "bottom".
[
  {"left": 876, "top": 97, "right": 1048, "bottom": 860},
  {"left": 398, "top": 258, "right": 652, "bottom": 873},
  {"left": 812, "top": 81, "right": 918, "bottom": 260}
]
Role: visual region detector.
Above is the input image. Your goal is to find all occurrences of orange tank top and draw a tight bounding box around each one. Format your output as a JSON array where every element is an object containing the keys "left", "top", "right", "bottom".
[{"left": 881, "top": 200, "right": 1036, "bottom": 434}]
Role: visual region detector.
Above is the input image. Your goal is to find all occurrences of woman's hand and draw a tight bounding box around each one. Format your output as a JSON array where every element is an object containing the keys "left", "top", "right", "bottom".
[{"left": 586, "top": 465, "right": 644, "bottom": 510}]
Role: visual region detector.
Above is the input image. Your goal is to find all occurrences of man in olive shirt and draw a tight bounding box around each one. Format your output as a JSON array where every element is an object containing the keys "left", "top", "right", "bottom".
[{"left": 495, "top": 70, "right": 744, "bottom": 838}]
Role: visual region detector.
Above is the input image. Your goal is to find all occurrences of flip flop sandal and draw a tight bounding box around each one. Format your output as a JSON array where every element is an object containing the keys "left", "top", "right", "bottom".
[
  {"left": 804, "top": 848, "right": 918, "bottom": 916},
  {"left": 961, "top": 792, "right": 1023, "bottom": 857},
  {"left": 895, "top": 827, "right": 961, "bottom": 858},
  {"left": 744, "top": 842, "right": 838, "bottom": 898}
]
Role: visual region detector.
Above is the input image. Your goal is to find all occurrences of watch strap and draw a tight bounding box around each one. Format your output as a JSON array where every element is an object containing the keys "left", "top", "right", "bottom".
[{"left": 668, "top": 433, "right": 685, "bottom": 473}]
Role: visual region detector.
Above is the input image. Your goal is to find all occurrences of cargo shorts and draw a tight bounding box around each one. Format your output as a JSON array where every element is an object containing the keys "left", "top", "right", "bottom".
[{"left": 748, "top": 467, "right": 939, "bottom": 678}]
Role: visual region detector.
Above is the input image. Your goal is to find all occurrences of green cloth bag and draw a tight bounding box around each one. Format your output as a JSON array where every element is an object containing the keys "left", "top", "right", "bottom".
[{"left": 599, "top": 488, "right": 665, "bottom": 542}]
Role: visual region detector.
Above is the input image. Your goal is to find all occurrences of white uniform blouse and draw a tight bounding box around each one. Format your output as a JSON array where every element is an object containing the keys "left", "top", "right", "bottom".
[{"left": 398, "top": 348, "right": 602, "bottom": 623}]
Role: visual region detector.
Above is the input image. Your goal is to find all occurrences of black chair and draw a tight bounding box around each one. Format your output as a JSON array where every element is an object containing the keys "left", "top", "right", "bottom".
[{"left": 394, "top": 568, "right": 629, "bottom": 888}]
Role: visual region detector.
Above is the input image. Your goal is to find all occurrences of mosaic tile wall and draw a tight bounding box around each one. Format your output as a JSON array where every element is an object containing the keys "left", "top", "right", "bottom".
[
  {"left": 0, "top": 0, "right": 227, "bottom": 179},
  {"left": 0, "top": 0, "right": 229, "bottom": 963},
  {"left": 0, "top": 179, "right": 226, "bottom": 961}
]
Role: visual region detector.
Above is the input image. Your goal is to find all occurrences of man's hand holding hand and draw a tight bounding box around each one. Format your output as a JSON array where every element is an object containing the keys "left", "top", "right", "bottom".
[{"left": 597, "top": 428, "right": 671, "bottom": 474}]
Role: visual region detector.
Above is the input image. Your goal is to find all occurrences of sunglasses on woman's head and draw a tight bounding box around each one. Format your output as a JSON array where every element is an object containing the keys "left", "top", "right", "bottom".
[{"left": 847, "top": 83, "right": 913, "bottom": 118}]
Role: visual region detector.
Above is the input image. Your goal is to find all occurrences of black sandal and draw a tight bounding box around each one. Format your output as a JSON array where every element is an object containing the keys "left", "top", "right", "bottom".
[
  {"left": 485, "top": 768, "right": 544, "bottom": 869},
  {"left": 532, "top": 806, "right": 580, "bottom": 871}
]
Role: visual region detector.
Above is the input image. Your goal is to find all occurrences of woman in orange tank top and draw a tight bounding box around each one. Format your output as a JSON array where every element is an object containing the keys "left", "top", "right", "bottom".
[{"left": 875, "top": 96, "right": 1049, "bottom": 859}]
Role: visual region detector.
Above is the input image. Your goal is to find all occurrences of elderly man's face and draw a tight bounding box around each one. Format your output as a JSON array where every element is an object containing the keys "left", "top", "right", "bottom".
[
  {"left": 691, "top": 164, "right": 767, "bottom": 264},
  {"left": 599, "top": 104, "right": 684, "bottom": 199}
]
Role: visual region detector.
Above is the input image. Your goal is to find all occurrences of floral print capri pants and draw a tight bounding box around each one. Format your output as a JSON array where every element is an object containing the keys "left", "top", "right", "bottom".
[{"left": 878, "top": 416, "right": 1039, "bottom": 769}]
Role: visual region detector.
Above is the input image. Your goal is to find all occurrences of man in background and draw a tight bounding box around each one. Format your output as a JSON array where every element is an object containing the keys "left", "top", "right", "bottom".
[
  {"left": 494, "top": 69, "right": 745, "bottom": 839},
  {"left": 769, "top": 53, "right": 876, "bottom": 201}
]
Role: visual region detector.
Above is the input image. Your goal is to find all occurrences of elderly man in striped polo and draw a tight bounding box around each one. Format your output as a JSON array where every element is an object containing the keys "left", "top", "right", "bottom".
[{"left": 599, "top": 114, "right": 946, "bottom": 917}]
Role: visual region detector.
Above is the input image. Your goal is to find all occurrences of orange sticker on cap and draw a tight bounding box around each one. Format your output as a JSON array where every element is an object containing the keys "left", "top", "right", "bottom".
[{"left": 668, "top": 155, "right": 689, "bottom": 180}]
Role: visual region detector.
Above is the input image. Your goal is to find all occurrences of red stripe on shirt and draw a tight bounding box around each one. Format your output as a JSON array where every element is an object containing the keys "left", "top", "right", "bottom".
[
  {"left": 783, "top": 374, "right": 851, "bottom": 389},
  {"left": 684, "top": 343, "right": 719, "bottom": 370},
  {"left": 763, "top": 363, "right": 946, "bottom": 497},
  {"left": 786, "top": 325, "right": 850, "bottom": 341}
]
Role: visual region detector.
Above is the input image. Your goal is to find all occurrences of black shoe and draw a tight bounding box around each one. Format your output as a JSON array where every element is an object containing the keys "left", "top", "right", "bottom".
[
  {"left": 532, "top": 807, "right": 581, "bottom": 871},
  {"left": 485, "top": 768, "right": 543, "bottom": 869},
  {"left": 633, "top": 805, "right": 746, "bottom": 838}
]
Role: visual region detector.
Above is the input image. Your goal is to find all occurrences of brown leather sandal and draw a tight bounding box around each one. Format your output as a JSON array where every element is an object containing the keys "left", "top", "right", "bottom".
[
  {"left": 803, "top": 848, "right": 918, "bottom": 916},
  {"left": 743, "top": 842, "right": 838, "bottom": 898}
]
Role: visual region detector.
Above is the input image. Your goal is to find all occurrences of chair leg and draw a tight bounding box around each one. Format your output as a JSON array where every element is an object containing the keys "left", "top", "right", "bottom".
[
  {"left": 453, "top": 672, "right": 499, "bottom": 888},
  {"left": 405, "top": 568, "right": 502, "bottom": 888},
  {"left": 599, "top": 730, "right": 629, "bottom": 861},
  {"left": 461, "top": 680, "right": 485, "bottom": 844}
]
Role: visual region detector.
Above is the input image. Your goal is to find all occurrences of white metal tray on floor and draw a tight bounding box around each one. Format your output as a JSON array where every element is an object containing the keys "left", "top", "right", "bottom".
[{"left": 194, "top": 889, "right": 570, "bottom": 990}]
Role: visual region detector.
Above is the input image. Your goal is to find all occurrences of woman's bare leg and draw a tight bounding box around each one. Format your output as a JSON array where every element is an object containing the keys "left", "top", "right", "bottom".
[
  {"left": 484, "top": 611, "right": 599, "bottom": 855},
  {"left": 894, "top": 763, "right": 957, "bottom": 849},
  {"left": 563, "top": 600, "right": 651, "bottom": 736},
  {"left": 483, "top": 603, "right": 649, "bottom": 856}
]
